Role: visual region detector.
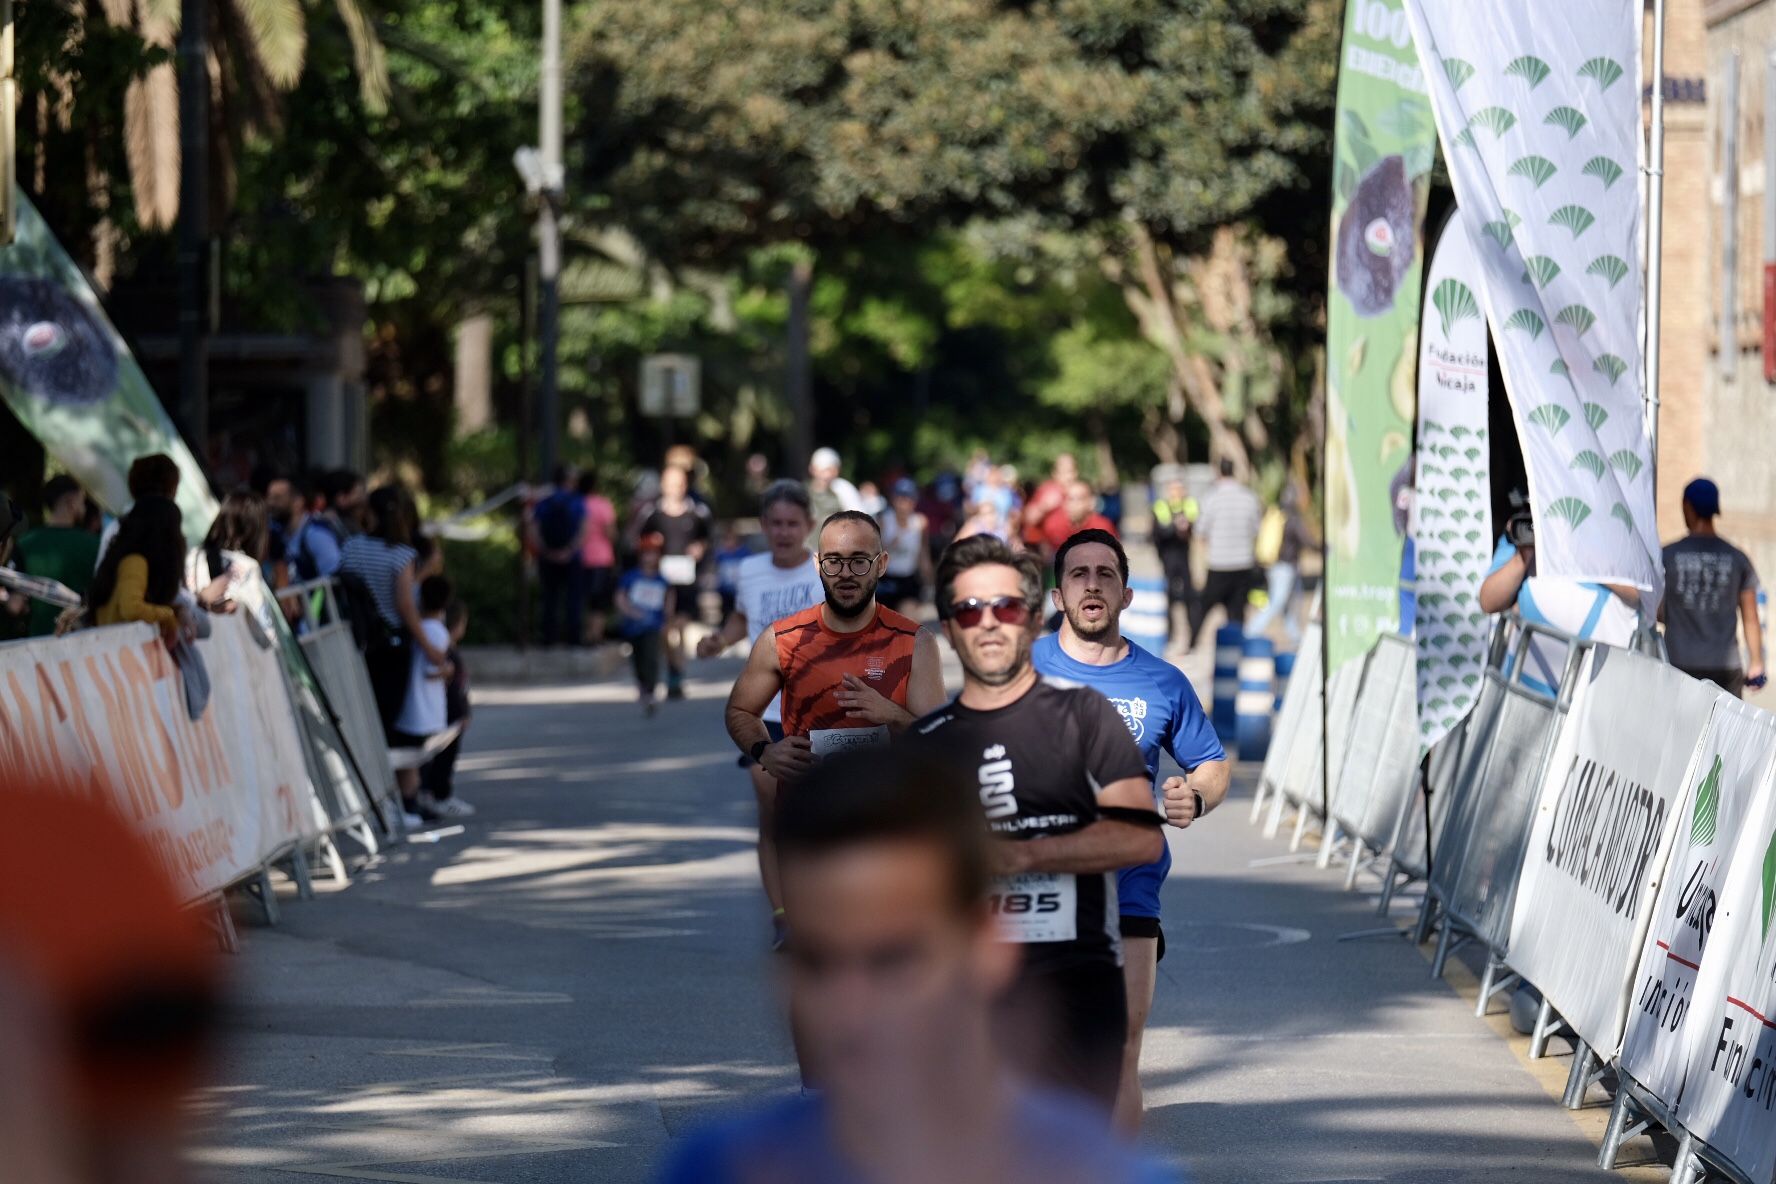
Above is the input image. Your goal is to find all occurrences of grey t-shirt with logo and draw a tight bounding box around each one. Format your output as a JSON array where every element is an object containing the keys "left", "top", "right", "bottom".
[{"left": 1662, "top": 535, "right": 1758, "bottom": 673}]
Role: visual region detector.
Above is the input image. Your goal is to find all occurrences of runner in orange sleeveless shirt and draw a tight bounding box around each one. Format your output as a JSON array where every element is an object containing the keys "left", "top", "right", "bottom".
[{"left": 727, "top": 509, "right": 947, "bottom": 796}]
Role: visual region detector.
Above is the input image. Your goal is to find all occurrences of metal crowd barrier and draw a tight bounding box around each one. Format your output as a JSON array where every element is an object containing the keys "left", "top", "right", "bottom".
[
  {"left": 1321, "top": 633, "right": 1419, "bottom": 888},
  {"left": 276, "top": 578, "right": 401, "bottom": 849},
  {"left": 1252, "top": 622, "right": 1322, "bottom": 824}
]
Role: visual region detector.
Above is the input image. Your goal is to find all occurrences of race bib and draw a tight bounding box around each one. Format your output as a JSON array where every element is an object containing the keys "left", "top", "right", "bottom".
[
  {"left": 988, "top": 873, "right": 1076, "bottom": 943},
  {"left": 810, "top": 725, "right": 890, "bottom": 757},
  {"left": 660, "top": 555, "right": 698, "bottom": 586}
]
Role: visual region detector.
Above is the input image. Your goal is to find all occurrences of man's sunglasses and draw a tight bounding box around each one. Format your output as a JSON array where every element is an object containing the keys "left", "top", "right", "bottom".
[{"left": 943, "top": 596, "right": 1034, "bottom": 628}]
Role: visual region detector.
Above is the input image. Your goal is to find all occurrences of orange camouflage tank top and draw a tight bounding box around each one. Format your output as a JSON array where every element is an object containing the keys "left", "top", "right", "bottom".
[{"left": 773, "top": 603, "right": 921, "bottom": 738}]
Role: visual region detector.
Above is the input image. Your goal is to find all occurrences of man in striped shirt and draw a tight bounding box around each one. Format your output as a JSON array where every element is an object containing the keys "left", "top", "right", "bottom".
[{"left": 1188, "top": 459, "right": 1263, "bottom": 642}]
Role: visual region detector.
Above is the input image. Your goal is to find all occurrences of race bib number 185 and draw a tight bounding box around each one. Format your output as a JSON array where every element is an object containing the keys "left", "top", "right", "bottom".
[{"left": 988, "top": 872, "right": 1076, "bottom": 943}]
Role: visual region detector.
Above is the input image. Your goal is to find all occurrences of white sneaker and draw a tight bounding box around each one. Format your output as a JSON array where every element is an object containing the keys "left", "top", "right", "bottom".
[
  {"left": 432, "top": 796, "right": 476, "bottom": 818},
  {"left": 401, "top": 811, "right": 426, "bottom": 830}
]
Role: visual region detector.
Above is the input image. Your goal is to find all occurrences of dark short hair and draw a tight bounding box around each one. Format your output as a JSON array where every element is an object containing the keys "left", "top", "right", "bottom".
[
  {"left": 819, "top": 509, "right": 883, "bottom": 546},
  {"left": 318, "top": 469, "right": 362, "bottom": 506},
  {"left": 934, "top": 534, "right": 1043, "bottom": 616},
  {"left": 1054, "top": 528, "right": 1129, "bottom": 588},
  {"left": 575, "top": 469, "right": 601, "bottom": 497},
  {"left": 42, "top": 474, "right": 83, "bottom": 509},
  {"left": 127, "top": 454, "right": 181, "bottom": 500},
  {"left": 760, "top": 479, "right": 812, "bottom": 519},
  {"left": 776, "top": 748, "right": 989, "bottom": 913},
  {"left": 1218, "top": 458, "right": 1236, "bottom": 478},
  {"left": 419, "top": 575, "right": 452, "bottom": 615}
]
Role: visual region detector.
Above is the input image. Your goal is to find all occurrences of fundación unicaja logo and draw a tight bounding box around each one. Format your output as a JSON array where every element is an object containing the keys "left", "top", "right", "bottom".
[
  {"left": 1762, "top": 827, "right": 1776, "bottom": 942},
  {"left": 1691, "top": 756, "right": 1722, "bottom": 848}
]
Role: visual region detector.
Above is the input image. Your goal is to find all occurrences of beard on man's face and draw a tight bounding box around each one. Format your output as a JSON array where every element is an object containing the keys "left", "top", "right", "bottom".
[{"left": 824, "top": 573, "right": 879, "bottom": 620}]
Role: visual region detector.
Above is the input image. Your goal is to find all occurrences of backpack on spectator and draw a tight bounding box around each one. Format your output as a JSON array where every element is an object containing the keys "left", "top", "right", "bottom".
[
  {"left": 291, "top": 516, "right": 344, "bottom": 582},
  {"left": 334, "top": 569, "right": 393, "bottom": 652}
]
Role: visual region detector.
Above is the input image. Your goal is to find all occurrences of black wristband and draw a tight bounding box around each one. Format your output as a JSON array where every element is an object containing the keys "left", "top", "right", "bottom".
[
  {"left": 1099, "top": 805, "right": 1165, "bottom": 829},
  {"left": 1193, "top": 791, "right": 1206, "bottom": 819},
  {"left": 750, "top": 739, "right": 770, "bottom": 762}
]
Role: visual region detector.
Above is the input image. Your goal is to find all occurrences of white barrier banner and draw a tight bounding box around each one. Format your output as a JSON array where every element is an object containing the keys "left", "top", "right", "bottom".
[
  {"left": 1506, "top": 647, "right": 1718, "bottom": 1054},
  {"left": 0, "top": 617, "right": 324, "bottom": 902},
  {"left": 1674, "top": 756, "right": 1776, "bottom": 1182},
  {"left": 1618, "top": 696, "right": 1776, "bottom": 1106},
  {"left": 1414, "top": 212, "right": 1492, "bottom": 753}
]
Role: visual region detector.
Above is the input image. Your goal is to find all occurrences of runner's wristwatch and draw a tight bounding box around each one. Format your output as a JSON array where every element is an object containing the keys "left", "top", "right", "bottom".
[
  {"left": 1193, "top": 790, "right": 1205, "bottom": 820},
  {"left": 750, "top": 740, "right": 770, "bottom": 763}
]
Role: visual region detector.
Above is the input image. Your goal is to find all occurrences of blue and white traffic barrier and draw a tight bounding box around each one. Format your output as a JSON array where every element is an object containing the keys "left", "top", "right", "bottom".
[
  {"left": 1236, "top": 635, "right": 1276, "bottom": 760},
  {"left": 1273, "top": 649, "right": 1296, "bottom": 713},
  {"left": 1124, "top": 576, "right": 1169, "bottom": 656},
  {"left": 1212, "top": 624, "right": 1243, "bottom": 738}
]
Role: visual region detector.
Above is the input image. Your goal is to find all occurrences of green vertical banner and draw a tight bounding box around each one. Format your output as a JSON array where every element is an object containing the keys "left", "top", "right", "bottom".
[{"left": 1324, "top": 0, "right": 1436, "bottom": 673}]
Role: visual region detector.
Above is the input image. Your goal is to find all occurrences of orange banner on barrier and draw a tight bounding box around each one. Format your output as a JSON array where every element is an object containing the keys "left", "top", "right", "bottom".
[{"left": 0, "top": 616, "right": 325, "bottom": 902}]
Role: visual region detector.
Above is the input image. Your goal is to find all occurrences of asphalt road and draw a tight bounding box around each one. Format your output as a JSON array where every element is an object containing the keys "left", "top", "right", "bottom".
[{"left": 189, "top": 655, "right": 1659, "bottom": 1184}]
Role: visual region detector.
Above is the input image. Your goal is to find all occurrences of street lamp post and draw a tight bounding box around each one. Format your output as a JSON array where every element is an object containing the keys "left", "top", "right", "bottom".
[
  {"left": 177, "top": 0, "right": 210, "bottom": 453},
  {"left": 518, "top": 0, "right": 565, "bottom": 483}
]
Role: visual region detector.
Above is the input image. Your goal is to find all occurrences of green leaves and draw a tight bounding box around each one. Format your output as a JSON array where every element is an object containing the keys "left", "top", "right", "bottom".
[
  {"left": 1508, "top": 154, "right": 1558, "bottom": 189},
  {"left": 1550, "top": 205, "right": 1596, "bottom": 239},
  {"left": 1433, "top": 278, "right": 1480, "bottom": 337},
  {"left": 1587, "top": 255, "right": 1630, "bottom": 289},
  {"left": 1580, "top": 57, "right": 1625, "bottom": 92},
  {"left": 1761, "top": 828, "right": 1776, "bottom": 940}
]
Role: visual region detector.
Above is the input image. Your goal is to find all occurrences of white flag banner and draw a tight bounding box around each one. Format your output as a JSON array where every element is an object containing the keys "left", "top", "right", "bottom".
[
  {"left": 1506, "top": 647, "right": 1718, "bottom": 1055},
  {"left": 1414, "top": 213, "right": 1492, "bottom": 752},
  {"left": 1673, "top": 756, "right": 1776, "bottom": 1182},
  {"left": 1618, "top": 696, "right": 1776, "bottom": 1108},
  {"left": 1403, "top": 3, "right": 1660, "bottom": 603}
]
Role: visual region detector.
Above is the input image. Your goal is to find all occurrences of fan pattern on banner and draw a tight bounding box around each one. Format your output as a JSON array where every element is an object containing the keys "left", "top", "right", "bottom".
[
  {"left": 1415, "top": 218, "right": 1491, "bottom": 752},
  {"left": 1404, "top": 5, "right": 1660, "bottom": 601}
]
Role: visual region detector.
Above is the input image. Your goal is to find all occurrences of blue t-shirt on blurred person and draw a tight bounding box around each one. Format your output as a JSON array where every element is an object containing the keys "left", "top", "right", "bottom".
[
  {"left": 619, "top": 569, "right": 669, "bottom": 637},
  {"left": 1032, "top": 634, "right": 1225, "bottom": 791},
  {"left": 657, "top": 1090, "right": 1182, "bottom": 1184}
]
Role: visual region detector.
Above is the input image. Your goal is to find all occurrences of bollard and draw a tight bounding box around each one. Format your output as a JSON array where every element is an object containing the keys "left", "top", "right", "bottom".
[
  {"left": 1211, "top": 624, "right": 1243, "bottom": 739},
  {"left": 1123, "top": 576, "right": 1170, "bottom": 656},
  {"left": 1236, "top": 635, "right": 1276, "bottom": 760},
  {"left": 1273, "top": 649, "right": 1296, "bottom": 713}
]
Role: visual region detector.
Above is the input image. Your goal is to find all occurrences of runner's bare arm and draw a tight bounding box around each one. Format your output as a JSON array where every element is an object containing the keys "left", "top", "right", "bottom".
[
  {"left": 995, "top": 777, "right": 1163, "bottom": 875},
  {"left": 696, "top": 610, "right": 750, "bottom": 659},
  {"left": 725, "top": 630, "right": 814, "bottom": 780},
  {"left": 1161, "top": 758, "right": 1231, "bottom": 827},
  {"left": 907, "top": 630, "right": 947, "bottom": 718}
]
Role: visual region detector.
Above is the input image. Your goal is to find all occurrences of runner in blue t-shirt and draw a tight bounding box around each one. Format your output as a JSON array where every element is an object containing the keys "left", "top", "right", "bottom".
[{"left": 1032, "top": 528, "right": 1229, "bottom": 1133}]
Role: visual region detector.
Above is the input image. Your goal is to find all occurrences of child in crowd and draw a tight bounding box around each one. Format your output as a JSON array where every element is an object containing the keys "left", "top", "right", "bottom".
[
  {"left": 714, "top": 523, "right": 751, "bottom": 621},
  {"left": 618, "top": 534, "right": 670, "bottom": 717},
  {"left": 421, "top": 598, "right": 474, "bottom": 819},
  {"left": 393, "top": 574, "right": 453, "bottom": 826}
]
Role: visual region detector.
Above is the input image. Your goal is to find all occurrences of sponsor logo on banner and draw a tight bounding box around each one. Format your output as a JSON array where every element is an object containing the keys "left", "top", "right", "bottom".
[{"left": 1507, "top": 647, "right": 1720, "bottom": 1057}]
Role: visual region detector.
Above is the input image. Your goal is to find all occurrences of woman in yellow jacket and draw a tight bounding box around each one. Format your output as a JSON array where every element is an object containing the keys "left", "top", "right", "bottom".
[{"left": 90, "top": 496, "right": 192, "bottom": 640}]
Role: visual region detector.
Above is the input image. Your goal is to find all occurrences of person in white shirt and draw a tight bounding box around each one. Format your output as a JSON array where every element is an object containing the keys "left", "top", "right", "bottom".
[
  {"left": 697, "top": 480, "right": 826, "bottom": 948},
  {"left": 392, "top": 575, "right": 455, "bottom": 828}
]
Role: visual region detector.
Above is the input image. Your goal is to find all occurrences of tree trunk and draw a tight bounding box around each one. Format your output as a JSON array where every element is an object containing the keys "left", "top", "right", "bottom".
[
  {"left": 1124, "top": 221, "right": 1252, "bottom": 478},
  {"left": 785, "top": 254, "right": 814, "bottom": 478}
]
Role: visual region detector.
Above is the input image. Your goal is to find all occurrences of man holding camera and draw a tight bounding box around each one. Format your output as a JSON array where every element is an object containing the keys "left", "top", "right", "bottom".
[{"left": 1660, "top": 478, "right": 1765, "bottom": 696}]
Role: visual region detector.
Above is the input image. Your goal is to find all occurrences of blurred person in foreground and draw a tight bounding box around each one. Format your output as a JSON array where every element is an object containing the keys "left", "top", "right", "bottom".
[
  {"left": 1660, "top": 477, "right": 1765, "bottom": 696},
  {"left": 0, "top": 777, "right": 222, "bottom": 1184},
  {"left": 908, "top": 536, "right": 1162, "bottom": 1109},
  {"left": 1037, "top": 480, "right": 1118, "bottom": 560},
  {"left": 656, "top": 749, "right": 1178, "bottom": 1184},
  {"left": 185, "top": 489, "right": 271, "bottom": 613},
  {"left": 13, "top": 475, "right": 99, "bottom": 636}
]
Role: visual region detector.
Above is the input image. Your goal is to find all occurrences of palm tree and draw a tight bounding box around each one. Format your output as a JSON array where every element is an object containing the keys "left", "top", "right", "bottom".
[{"left": 102, "top": 0, "right": 390, "bottom": 230}]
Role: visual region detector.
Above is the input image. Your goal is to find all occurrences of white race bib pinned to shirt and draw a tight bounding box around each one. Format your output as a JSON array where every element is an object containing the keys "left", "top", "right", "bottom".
[
  {"left": 810, "top": 725, "right": 890, "bottom": 757},
  {"left": 988, "top": 873, "right": 1077, "bottom": 943}
]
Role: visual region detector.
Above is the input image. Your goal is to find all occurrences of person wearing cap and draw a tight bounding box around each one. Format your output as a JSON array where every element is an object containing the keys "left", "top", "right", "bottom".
[
  {"left": 807, "top": 447, "right": 864, "bottom": 536},
  {"left": 878, "top": 477, "right": 932, "bottom": 611},
  {"left": 1660, "top": 478, "right": 1765, "bottom": 696}
]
